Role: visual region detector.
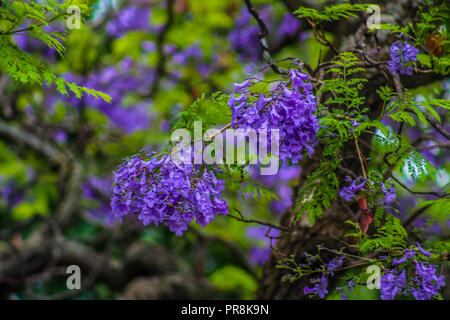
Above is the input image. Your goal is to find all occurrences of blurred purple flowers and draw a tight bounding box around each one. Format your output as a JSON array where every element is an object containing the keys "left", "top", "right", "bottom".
[
  {"left": 107, "top": 7, "right": 153, "bottom": 38},
  {"left": 278, "top": 14, "right": 301, "bottom": 39},
  {"left": 57, "top": 58, "right": 152, "bottom": 133},
  {"left": 246, "top": 226, "right": 280, "bottom": 265}
]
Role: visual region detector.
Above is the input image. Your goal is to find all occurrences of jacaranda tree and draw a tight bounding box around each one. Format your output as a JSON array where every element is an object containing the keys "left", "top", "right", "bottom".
[{"left": 0, "top": 0, "right": 448, "bottom": 300}]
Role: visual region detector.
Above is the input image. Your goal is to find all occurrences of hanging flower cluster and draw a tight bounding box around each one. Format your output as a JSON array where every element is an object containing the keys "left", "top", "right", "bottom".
[
  {"left": 387, "top": 40, "right": 419, "bottom": 76},
  {"left": 111, "top": 151, "right": 228, "bottom": 235},
  {"left": 228, "top": 68, "right": 319, "bottom": 163},
  {"left": 282, "top": 242, "right": 445, "bottom": 300},
  {"left": 380, "top": 245, "right": 445, "bottom": 300}
]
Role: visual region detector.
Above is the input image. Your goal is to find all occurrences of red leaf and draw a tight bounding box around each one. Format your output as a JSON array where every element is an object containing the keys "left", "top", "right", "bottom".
[
  {"left": 359, "top": 212, "right": 374, "bottom": 237},
  {"left": 358, "top": 196, "right": 368, "bottom": 212}
]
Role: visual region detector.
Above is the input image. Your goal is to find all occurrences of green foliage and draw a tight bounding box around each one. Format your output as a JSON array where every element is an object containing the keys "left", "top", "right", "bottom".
[
  {"left": 296, "top": 139, "right": 342, "bottom": 225},
  {"left": 372, "top": 88, "right": 443, "bottom": 179},
  {"left": 294, "top": 3, "right": 371, "bottom": 22},
  {"left": 297, "top": 53, "right": 368, "bottom": 224},
  {"left": 375, "top": 0, "right": 449, "bottom": 75},
  {"left": 209, "top": 265, "right": 257, "bottom": 299},
  {"left": 173, "top": 92, "right": 231, "bottom": 134},
  {"left": 0, "top": 0, "right": 110, "bottom": 102},
  {"left": 417, "top": 198, "right": 450, "bottom": 225},
  {"left": 358, "top": 214, "right": 408, "bottom": 254},
  {"left": 318, "top": 52, "right": 367, "bottom": 114}
]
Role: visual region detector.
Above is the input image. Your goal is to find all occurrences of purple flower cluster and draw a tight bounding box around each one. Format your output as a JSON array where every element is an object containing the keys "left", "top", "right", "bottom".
[
  {"left": 339, "top": 176, "right": 396, "bottom": 205},
  {"left": 282, "top": 246, "right": 347, "bottom": 299},
  {"left": 411, "top": 261, "right": 446, "bottom": 300},
  {"left": 228, "top": 7, "right": 266, "bottom": 62},
  {"left": 327, "top": 255, "right": 344, "bottom": 276},
  {"left": 380, "top": 269, "right": 407, "bottom": 300},
  {"left": 228, "top": 69, "right": 319, "bottom": 163},
  {"left": 107, "top": 7, "right": 154, "bottom": 38},
  {"left": 336, "top": 279, "right": 356, "bottom": 300},
  {"left": 387, "top": 41, "right": 419, "bottom": 76},
  {"left": 111, "top": 152, "right": 228, "bottom": 235},
  {"left": 304, "top": 273, "right": 329, "bottom": 298},
  {"left": 339, "top": 176, "right": 366, "bottom": 201},
  {"left": 381, "top": 244, "right": 445, "bottom": 300},
  {"left": 379, "top": 179, "right": 396, "bottom": 205}
]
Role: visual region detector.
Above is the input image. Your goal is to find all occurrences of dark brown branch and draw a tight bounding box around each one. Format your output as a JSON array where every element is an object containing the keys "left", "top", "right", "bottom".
[
  {"left": 243, "top": 0, "right": 288, "bottom": 75},
  {"left": 149, "top": 0, "right": 176, "bottom": 96}
]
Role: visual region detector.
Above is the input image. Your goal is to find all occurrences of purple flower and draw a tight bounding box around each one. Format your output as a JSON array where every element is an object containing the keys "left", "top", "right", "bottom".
[
  {"left": 304, "top": 273, "right": 328, "bottom": 298},
  {"left": 416, "top": 242, "right": 431, "bottom": 259},
  {"left": 234, "top": 79, "right": 252, "bottom": 92},
  {"left": 278, "top": 14, "right": 301, "bottom": 39},
  {"left": 392, "top": 247, "right": 415, "bottom": 266},
  {"left": 410, "top": 261, "right": 445, "bottom": 300},
  {"left": 107, "top": 7, "right": 153, "bottom": 38},
  {"left": 228, "top": 69, "right": 319, "bottom": 163},
  {"left": 339, "top": 176, "right": 366, "bottom": 201},
  {"left": 387, "top": 41, "right": 419, "bottom": 76},
  {"left": 56, "top": 59, "right": 152, "bottom": 133},
  {"left": 327, "top": 255, "right": 344, "bottom": 275},
  {"left": 172, "top": 45, "right": 203, "bottom": 65},
  {"left": 228, "top": 8, "right": 265, "bottom": 62},
  {"left": 380, "top": 269, "right": 407, "bottom": 300},
  {"left": 379, "top": 179, "right": 396, "bottom": 204}
]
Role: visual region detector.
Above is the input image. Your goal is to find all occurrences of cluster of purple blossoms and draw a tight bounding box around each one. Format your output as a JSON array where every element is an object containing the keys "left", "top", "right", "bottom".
[
  {"left": 327, "top": 255, "right": 344, "bottom": 276},
  {"left": 379, "top": 179, "right": 396, "bottom": 205},
  {"left": 410, "top": 261, "right": 446, "bottom": 300},
  {"left": 387, "top": 41, "right": 419, "bottom": 76},
  {"left": 381, "top": 244, "right": 445, "bottom": 300},
  {"left": 285, "top": 246, "right": 347, "bottom": 299},
  {"left": 380, "top": 269, "right": 407, "bottom": 300},
  {"left": 107, "top": 6, "right": 154, "bottom": 38},
  {"left": 304, "top": 273, "right": 329, "bottom": 298},
  {"left": 339, "top": 176, "right": 366, "bottom": 201},
  {"left": 278, "top": 13, "right": 301, "bottom": 39},
  {"left": 110, "top": 152, "right": 228, "bottom": 235},
  {"left": 339, "top": 176, "right": 396, "bottom": 205},
  {"left": 228, "top": 68, "right": 319, "bottom": 163}
]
